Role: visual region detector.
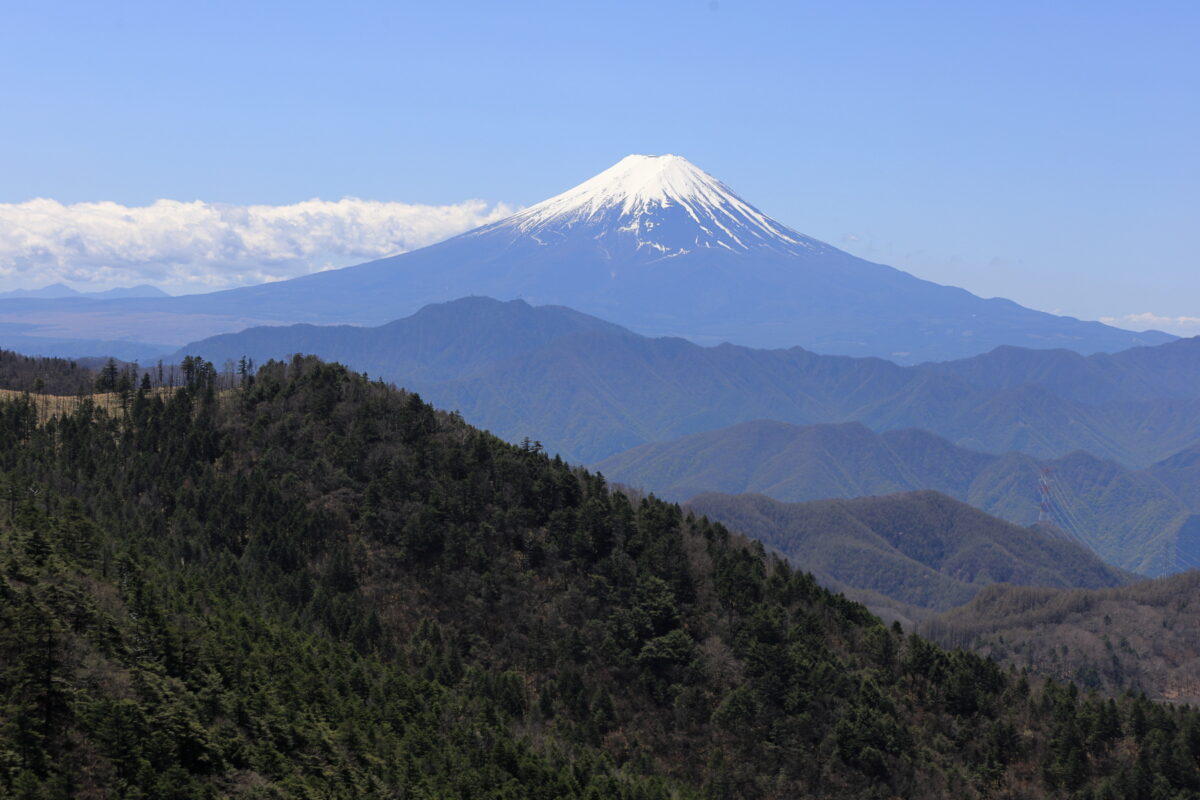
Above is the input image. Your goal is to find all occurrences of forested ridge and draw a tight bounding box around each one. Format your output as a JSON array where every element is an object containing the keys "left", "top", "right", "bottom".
[
  {"left": 2, "top": 355, "right": 1199, "bottom": 798},
  {"left": 179, "top": 297, "right": 1200, "bottom": 468}
]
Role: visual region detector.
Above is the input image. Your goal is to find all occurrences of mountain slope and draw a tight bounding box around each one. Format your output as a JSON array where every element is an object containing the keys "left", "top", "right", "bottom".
[
  {"left": 179, "top": 297, "right": 1200, "bottom": 471},
  {"left": 685, "top": 491, "right": 1133, "bottom": 622},
  {"left": 5, "top": 356, "right": 1195, "bottom": 797},
  {"left": 599, "top": 421, "right": 993, "bottom": 502},
  {"left": 1148, "top": 442, "right": 1200, "bottom": 511},
  {"left": 596, "top": 420, "right": 1198, "bottom": 575},
  {"left": 0, "top": 155, "right": 1171, "bottom": 362},
  {"left": 921, "top": 573, "right": 1200, "bottom": 703}
]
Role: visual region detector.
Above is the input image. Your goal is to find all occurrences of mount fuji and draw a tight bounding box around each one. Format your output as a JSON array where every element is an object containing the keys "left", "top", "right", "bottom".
[{"left": 0, "top": 154, "right": 1171, "bottom": 362}]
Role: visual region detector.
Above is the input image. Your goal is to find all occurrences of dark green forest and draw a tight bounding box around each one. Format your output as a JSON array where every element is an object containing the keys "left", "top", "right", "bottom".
[
  {"left": 0, "top": 350, "right": 96, "bottom": 396},
  {"left": 1, "top": 356, "right": 1199, "bottom": 798}
]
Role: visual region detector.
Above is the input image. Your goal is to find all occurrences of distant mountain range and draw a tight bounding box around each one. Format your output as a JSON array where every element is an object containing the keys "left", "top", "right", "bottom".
[
  {"left": 0, "top": 282, "right": 168, "bottom": 300},
  {"left": 683, "top": 490, "right": 1133, "bottom": 624},
  {"left": 0, "top": 284, "right": 173, "bottom": 359},
  {"left": 0, "top": 155, "right": 1171, "bottom": 362},
  {"left": 0, "top": 330, "right": 171, "bottom": 361},
  {"left": 596, "top": 419, "right": 1200, "bottom": 575},
  {"left": 177, "top": 297, "right": 1200, "bottom": 472}
]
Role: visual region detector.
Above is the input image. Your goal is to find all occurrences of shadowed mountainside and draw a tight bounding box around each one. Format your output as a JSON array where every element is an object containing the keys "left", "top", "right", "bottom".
[
  {"left": 596, "top": 419, "right": 1200, "bottom": 576},
  {"left": 684, "top": 490, "right": 1134, "bottom": 624}
]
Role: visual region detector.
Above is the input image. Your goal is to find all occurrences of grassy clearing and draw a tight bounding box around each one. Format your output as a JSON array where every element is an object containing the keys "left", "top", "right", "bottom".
[{"left": 0, "top": 387, "right": 177, "bottom": 422}]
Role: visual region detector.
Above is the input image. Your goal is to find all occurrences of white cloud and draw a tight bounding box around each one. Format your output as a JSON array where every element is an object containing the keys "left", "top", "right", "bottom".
[
  {"left": 0, "top": 196, "right": 514, "bottom": 294},
  {"left": 1101, "top": 312, "right": 1200, "bottom": 337}
]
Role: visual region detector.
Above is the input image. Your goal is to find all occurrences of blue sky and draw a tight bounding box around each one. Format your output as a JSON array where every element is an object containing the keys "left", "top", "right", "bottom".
[{"left": 1, "top": 0, "right": 1197, "bottom": 330}]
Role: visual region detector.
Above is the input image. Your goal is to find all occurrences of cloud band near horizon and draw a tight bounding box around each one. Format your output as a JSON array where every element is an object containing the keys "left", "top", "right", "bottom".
[
  {"left": 0, "top": 196, "right": 514, "bottom": 294},
  {"left": 1100, "top": 313, "right": 1200, "bottom": 338}
]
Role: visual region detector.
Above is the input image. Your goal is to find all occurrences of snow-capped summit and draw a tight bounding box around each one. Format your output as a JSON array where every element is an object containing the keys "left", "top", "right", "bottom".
[
  {"left": 477, "top": 154, "right": 830, "bottom": 258},
  {"left": 118, "top": 152, "right": 1172, "bottom": 364}
]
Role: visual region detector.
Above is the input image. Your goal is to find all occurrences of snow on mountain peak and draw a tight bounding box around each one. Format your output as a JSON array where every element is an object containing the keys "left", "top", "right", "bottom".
[
  {"left": 535, "top": 154, "right": 728, "bottom": 217},
  {"left": 490, "top": 154, "right": 827, "bottom": 257}
]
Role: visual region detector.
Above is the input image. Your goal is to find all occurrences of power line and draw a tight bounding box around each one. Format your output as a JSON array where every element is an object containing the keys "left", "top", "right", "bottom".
[
  {"left": 1031, "top": 465, "right": 1090, "bottom": 547},
  {"left": 1047, "top": 477, "right": 1090, "bottom": 542}
]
